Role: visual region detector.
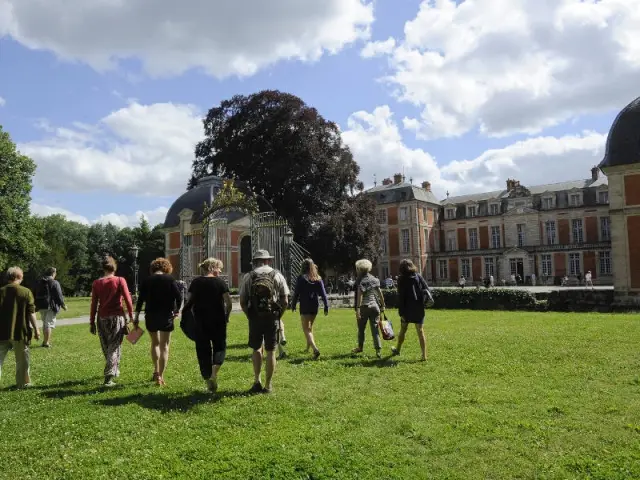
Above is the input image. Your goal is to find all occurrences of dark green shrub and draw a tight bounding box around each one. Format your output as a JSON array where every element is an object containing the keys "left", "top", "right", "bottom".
[{"left": 381, "top": 288, "right": 536, "bottom": 311}]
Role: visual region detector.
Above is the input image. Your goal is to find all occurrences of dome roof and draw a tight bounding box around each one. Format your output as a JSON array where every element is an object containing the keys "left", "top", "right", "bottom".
[
  {"left": 163, "top": 176, "right": 245, "bottom": 228},
  {"left": 599, "top": 96, "right": 640, "bottom": 169}
]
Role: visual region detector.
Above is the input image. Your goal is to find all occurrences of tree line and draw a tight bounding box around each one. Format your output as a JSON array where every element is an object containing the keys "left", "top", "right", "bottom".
[{"left": 1, "top": 90, "right": 381, "bottom": 294}]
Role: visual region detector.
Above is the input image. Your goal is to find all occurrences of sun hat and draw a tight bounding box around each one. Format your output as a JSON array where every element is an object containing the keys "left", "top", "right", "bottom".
[{"left": 253, "top": 249, "right": 274, "bottom": 260}]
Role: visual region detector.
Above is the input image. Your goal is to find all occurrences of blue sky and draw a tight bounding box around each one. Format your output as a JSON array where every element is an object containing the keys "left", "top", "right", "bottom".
[{"left": 1, "top": 0, "right": 637, "bottom": 227}]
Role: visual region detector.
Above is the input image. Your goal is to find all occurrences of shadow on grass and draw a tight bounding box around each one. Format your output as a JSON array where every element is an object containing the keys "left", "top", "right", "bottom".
[
  {"left": 339, "top": 356, "right": 400, "bottom": 368},
  {"left": 31, "top": 378, "right": 103, "bottom": 391},
  {"left": 224, "top": 353, "right": 253, "bottom": 362},
  {"left": 226, "top": 343, "right": 248, "bottom": 350},
  {"left": 94, "top": 389, "right": 253, "bottom": 413}
]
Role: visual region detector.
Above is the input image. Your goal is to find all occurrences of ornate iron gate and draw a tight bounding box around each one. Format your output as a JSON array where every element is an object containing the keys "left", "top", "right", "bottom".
[
  {"left": 179, "top": 231, "right": 205, "bottom": 288},
  {"left": 206, "top": 217, "right": 230, "bottom": 286},
  {"left": 250, "top": 212, "right": 309, "bottom": 288}
]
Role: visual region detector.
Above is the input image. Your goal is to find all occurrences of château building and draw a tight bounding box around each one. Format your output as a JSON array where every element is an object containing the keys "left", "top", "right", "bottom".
[{"left": 368, "top": 168, "right": 612, "bottom": 286}]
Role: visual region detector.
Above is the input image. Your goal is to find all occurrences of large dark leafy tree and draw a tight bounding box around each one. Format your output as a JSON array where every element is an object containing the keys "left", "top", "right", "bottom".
[
  {"left": 0, "top": 126, "right": 43, "bottom": 270},
  {"left": 308, "top": 193, "right": 380, "bottom": 275},
  {"left": 192, "top": 90, "right": 360, "bottom": 241}
]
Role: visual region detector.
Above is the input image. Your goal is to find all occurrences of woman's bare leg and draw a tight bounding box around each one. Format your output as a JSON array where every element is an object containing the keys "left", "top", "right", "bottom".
[
  {"left": 158, "top": 331, "right": 171, "bottom": 379},
  {"left": 416, "top": 324, "right": 427, "bottom": 360},
  {"left": 149, "top": 331, "right": 160, "bottom": 377},
  {"left": 301, "top": 314, "right": 319, "bottom": 354}
]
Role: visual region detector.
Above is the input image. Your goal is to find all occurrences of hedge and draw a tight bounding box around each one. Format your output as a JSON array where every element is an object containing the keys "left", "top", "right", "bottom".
[{"left": 381, "top": 288, "right": 537, "bottom": 311}]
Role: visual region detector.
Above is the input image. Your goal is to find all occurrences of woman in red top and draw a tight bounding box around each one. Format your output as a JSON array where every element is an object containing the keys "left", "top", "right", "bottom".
[{"left": 90, "top": 256, "right": 134, "bottom": 387}]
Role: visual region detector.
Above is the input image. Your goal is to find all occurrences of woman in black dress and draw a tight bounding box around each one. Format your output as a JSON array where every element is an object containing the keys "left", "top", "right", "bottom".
[
  {"left": 135, "top": 258, "right": 183, "bottom": 386},
  {"left": 391, "top": 259, "right": 428, "bottom": 361},
  {"left": 184, "top": 258, "right": 232, "bottom": 393}
]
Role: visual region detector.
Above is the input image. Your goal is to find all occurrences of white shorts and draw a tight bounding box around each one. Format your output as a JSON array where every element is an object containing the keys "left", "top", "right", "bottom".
[{"left": 40, "top": 309, "right": 57, "bottom": 329}]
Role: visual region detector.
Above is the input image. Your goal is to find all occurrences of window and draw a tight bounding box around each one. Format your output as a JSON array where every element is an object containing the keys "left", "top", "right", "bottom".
[
  {"left": 509, "top": 258, "right": 518, "bottom": 276},
  {"left": 517, "top": 224, "right": 526, "bottom": 247},
  {"left": 447, "top": 231, "right": 457, "bottom": 251},
  {"left": 542, "top": 197, "right": 554, "bottom": 209},
  {"left": 572, "top": 218, "right": 583, "bottom": 243},
  {"left": 600, "top": 217, "right": 610, "bottom": 241},
  {"left": 569, "top": 193, "right": 581, "bottom": 206},
  {"left": 401, "top": 229, "right": 410, "bottom": 254},
  {"left": 467, "top": 206, "right": 477, "bottom": 217},
  {"left": 379, "top": 233, "right": 387, "bottom": 254},
  {"left": 599, "top": 251, "right": 612, "bottom": 275},
  {"left": 446, "top": 208, "right": 456, "bottom": 220},
  {"left": 381, "top": 264, "right": 390, "bottom": 280},
  {"left": 376, "top": 209, "right": 387, "bottom": 224},
  {"left": 491, "top": 226, "right": 501, "bottom": 249},
  {"left": 461, "top": 258, "right": 471, "bottom": 279},
  {"left": 490, "top": 203, "right": 500, "bottom": 215},
  {"left": 422, "top": 208, "right": 428, "bottom": 222},
  {"left": 484, "top": 257, "right": 495, "bottom": 277},
  {"left": 468, "top": 228, "right": 478, "bottom": 250},
  {"left": 598, "top": 191, "right": 609, "bottom": 204},
  {"left": 545, "top": 221, "right": 557, "bottom": 245},
  {"left": 438, "top": 260, "right": 448, "bottom": 279},
  {"left": 541, "top": 254, "right": 552, "bottom": 277},
  {"left": 569, "top": 253, "right": 581, "bottom": 276},
  {"left": 424, "top": 229, "right": 429, "bottom": 252},
  {"left": 399, "top": 207, "right": 409, "bottom": 221}
]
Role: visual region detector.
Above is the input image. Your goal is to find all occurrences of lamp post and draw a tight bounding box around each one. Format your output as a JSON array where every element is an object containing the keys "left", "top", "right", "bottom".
[
  {"left": 283, "top": 228, "right": 294, "bottom": 288},
  {"left": 131, "top": 244, "right": 139, "bottom": 300}
]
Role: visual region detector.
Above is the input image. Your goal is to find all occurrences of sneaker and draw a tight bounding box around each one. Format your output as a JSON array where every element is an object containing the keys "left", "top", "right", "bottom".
[
  {"left": 103, "top": 379, "right": 116, "bottom": 388},
  {"left": 391, "top": 347, "right": 400, "bottom": 356},
  {"left": 207, "top": 378, "right": 218, "bottom": 393},
  {"left": 20, "top": 383, "right": 34, "bottom": 389},
  {"left": 351, "top": 347, "right": 363, "bottom": 354},
  {"left": 249, "top": 382, "right": 263, "bottom": 394},
  {"left": 42, "top": 343, "right": 51, "bottom": 348},
  {"left": 376, "top": 350, "right": 382, "bottom": 359},
  {"left": 262, "top": 385, "right": 273, "bottom": 394},
  {"left": 278, "top": 351, "right": 288, "bottom": 360},
  {"left": 313, "top": 350, "right": 321, "bottom": 360},
  {"left": 280, "top": 338, "right": 287, "bottom": 346}
]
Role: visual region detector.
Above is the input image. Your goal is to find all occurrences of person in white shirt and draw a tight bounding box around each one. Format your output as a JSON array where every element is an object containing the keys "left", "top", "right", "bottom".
[
  {"left": 530, "top": 273, "right": 536, "bottom": 286},
  {"left": 585, "top": 271, "right": 593, "bottom": 288}
]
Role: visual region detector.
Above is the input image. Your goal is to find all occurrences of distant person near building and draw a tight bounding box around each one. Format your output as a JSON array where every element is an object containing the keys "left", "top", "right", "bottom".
[
  {"left": 239, "top": 249, "right": 289, "bottom": 394},
  {"left": 459, "top": 276, "right": 466, "bottom": 288},
  {"left": 530, "top": 273, "right": 536, "bottom": 286},
  {"left": 384, "top": 276, "right": 394, "bottom": 289},
  {"left": 585, "top": 271, "right": 594, "bottom": 288},
  {"left": 0, "top": 267, "right": 40, "bottom": 388},
  {"left": 34, "top": 267, "right": 67, "bottom": 348}
]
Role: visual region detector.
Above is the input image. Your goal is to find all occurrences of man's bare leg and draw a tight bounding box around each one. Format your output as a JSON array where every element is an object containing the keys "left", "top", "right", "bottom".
[{"left": 264, "top": 349, "right": 276, "bottom": 392}]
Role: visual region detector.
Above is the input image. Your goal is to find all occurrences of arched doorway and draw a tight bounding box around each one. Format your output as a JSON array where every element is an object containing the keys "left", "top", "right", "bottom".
[{"left": 240, "top": 236, "right": 252, "bottom": 273}]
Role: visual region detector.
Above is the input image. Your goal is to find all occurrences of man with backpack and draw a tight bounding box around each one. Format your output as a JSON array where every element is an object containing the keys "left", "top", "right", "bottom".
[
  {"left": 34, "top": 267, "right": 67, "bottom": 348},
  {"left": 239, "top": 250, "right": 289, "bottom": 394}
]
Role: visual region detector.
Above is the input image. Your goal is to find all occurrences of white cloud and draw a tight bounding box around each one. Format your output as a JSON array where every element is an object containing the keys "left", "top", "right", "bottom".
[
  {"left": 20, "top": 102, "right": 202, "bottom": 196},
  {"left": 1, "top": 0, "right": 374, "bottom": 78},
  {"left": 361, "top": 37, "right": 395, "bottom": 58},
  {"left": 0, "top": 96, "right": 5, "bottom": 106},
  {"left": 371, "top": 0, "right": 640, "bottom": 139},
  {"left": 342, "top": 106, "right": 607, "bottom": 198},
  {"left": 31, "top": 203, "right": 169, "bottom": 228}
]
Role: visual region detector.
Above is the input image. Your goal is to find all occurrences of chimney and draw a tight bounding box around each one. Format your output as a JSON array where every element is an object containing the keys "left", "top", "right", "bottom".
[
  {"left": 393, "top": 173, "right": 403, "bottom": 184},
  {"left": 591, "top": 166, "right": 599, "bottom": 181},
  {"left": 382, "top": 178, "right": 393, "bottom": 186},
  {"left": 506, "top": 178, "right": 519, "bottom": 190},
  {"left": 422, "top": 181, "right": 431, "bottom": 192}
]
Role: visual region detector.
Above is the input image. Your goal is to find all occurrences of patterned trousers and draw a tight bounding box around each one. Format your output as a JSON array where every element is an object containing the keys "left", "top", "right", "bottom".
[{"left": 98, "top": 316, "right": 125, "bottom": 377}]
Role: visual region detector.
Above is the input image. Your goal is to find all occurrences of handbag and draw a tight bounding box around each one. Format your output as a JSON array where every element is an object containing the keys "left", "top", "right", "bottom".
[
  {"left": 126, "top": 326, "right": 145, "bottom": 345},
  {"left": 180, "top": 308, "right": 198, "bottom": 342},
  {"left": 377, "top": 313, "right": 395, "bottom": 341},
  {"left": 418, "top": 275, "right": 435, "bottom": 308}
]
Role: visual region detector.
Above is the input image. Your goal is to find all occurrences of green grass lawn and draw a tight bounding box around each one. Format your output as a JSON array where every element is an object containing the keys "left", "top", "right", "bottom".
[
  {"left": 56, "top": 296, "right": 92, "bottom": 319},
  {"left": 1, "top": 310, "right": 639, "bottom": 480}
]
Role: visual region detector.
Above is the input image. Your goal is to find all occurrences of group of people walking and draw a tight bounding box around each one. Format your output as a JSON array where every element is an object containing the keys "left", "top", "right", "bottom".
[{"left": 0, "top": 250, "right": 430, "bottom": 392}]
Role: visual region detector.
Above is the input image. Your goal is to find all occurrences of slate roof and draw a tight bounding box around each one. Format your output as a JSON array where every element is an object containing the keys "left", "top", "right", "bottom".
[
  {"left": 366, "top": 182, "right": 441, "bottom": 205},
  {"left": 599, "top": 96, "right": 640, "bottom": 168},
  {"left": 441, "top": 177, "right": 608, "bottom": 205},
  {"left": 163, "top": 176, "right": 246, "bottom": 228}
]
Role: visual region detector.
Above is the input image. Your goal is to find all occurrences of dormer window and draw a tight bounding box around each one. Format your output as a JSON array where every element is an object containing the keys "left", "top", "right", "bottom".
[
  {"left": 467, "top": 205, "right": 477, "bottom": 218},
  {"left": 489, "top": 203, "right": 500, "bottom": 215},
  {"left": 598, "top": 190, "right": 609, "bottom": 204},
  {"left": 542, "top": 196, "right": 554, "bottom": 210},
  {"left": 446, "top": 208, "right": 456, "bottom": 220},
  {"left": 569, "top": 192, "right": 582, "bottom": 207}
]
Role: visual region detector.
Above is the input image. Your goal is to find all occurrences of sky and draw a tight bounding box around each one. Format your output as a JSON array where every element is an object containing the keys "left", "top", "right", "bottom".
[{"left": 1, "top": 0, "right": 639, "bottom": 228}]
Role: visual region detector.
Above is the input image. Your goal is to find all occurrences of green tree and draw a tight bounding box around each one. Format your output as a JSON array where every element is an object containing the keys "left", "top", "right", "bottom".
[
  {"left": 308, "top": 193, "right": 381, "bottom": 275},
  {"left": 0, "top": 126, "right": 43, "bottom": 270},
  {"left": 192, "top": 90, "right": 360, "bottom": 242},
  {"left": 24, "top": 215, "right": 90, "bottom": 294}
]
